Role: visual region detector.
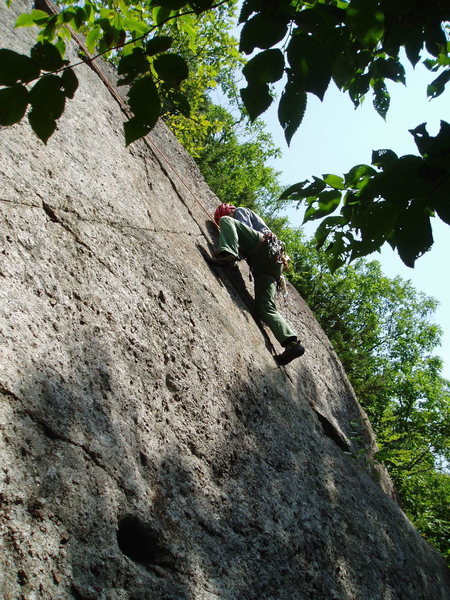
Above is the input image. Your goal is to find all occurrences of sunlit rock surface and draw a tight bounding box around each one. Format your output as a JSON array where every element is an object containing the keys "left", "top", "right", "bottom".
[{"left": 1, "top": 2, "right": 449, "bottom": 599}]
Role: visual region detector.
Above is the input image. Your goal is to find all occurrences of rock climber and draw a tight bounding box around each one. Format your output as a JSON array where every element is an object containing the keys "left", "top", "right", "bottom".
[{"left": 210, "top": 203, "right": 305, "bottom": 366}]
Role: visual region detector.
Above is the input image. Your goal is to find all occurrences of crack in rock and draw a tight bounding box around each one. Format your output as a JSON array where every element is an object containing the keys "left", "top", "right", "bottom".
[{"left": 23, "top": 409, "right": 131, "bottom": 492}]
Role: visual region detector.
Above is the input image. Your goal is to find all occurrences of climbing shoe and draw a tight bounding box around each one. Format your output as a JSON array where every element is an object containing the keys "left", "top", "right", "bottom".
[
  {"left": 275, "top": 340, "right": 305, "bottom": 366},
  {"left": 207, "top": 251, "right": 238, "bottom": 266}
]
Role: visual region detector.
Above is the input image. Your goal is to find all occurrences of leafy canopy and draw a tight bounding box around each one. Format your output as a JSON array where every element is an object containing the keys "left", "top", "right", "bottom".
[
  {"left": 2, "top": 0, "right": 448, "bottom": 143},
  {"left": 281, "top": 122, "right": 450, "bottom": 270},
  {"left": 2, "top": 0, "right": 449, "bottom": 266}
]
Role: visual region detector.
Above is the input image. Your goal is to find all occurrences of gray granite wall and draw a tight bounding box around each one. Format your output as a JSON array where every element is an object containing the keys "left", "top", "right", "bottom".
[{"left": 1, "top": 2, "right": 449, "bottom": 599}]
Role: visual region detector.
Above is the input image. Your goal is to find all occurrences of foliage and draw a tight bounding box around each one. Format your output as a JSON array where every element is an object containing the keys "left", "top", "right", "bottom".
[
  {"left": 2, "top": 0, "right": 448, "bottom": 141},
  {"left": 0, "top": 0, "right": 234, "bottom": 144},
  {"left": 194, "top": 103, "right": 284, "bottom": 209},
  {"left": 278, "top": 226, "right": 450, "bottom": 559},
  {"left": 281, "top": 121, "right": 450, "bottom": 270},
  {"left": 398, "top": 469, "right": 450, "bottom": 560},
  {"left": 2, "top": 0, "right": 448, "bottom": 265},
  {"left": 157, "top": 3, "right": 243, "bottom": 157}
]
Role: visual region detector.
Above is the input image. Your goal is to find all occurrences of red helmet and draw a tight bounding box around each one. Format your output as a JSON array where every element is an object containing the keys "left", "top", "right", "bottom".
[{"left": 214, "top": 203, "right": 235, "bottom": 224}]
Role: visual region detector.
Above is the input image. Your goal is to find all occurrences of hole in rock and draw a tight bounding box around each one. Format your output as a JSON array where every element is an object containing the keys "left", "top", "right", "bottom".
[
  {"left": 42, "top": 201, "right": 59, "bottom": 223},
  {"left": 117, "top": 515, "right": 174, "bottom": 570},
  {"left": 313, "top": 410, "right": 350, "bottom": 452}
]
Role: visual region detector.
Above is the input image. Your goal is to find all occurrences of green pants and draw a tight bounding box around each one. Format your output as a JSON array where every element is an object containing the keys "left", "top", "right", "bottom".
[{"left": 217, "top": 216, "right": 297, "bottom": 347}]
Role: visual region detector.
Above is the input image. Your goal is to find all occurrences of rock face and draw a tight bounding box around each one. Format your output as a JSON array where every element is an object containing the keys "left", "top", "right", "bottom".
[{"left": 1, "top": 2, "right": 449, "bottom": 599}]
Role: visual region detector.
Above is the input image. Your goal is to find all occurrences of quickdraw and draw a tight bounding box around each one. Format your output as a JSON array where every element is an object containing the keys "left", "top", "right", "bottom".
[{"left": 263, "top": 232, "right": 290, "bottom": 271}]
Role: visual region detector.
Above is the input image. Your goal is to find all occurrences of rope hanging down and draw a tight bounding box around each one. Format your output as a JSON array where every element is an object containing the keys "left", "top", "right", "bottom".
[{"left": 40, "top": 0, "right": 219, "bottom": 233}]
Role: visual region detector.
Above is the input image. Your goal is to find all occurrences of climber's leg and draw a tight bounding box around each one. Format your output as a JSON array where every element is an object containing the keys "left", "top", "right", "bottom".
[
  {"left": 253, "top": 274, "right": 297, "bottom": 346},
  {"left": 216, "top": 216, "right": 260, "bottom": 259}
]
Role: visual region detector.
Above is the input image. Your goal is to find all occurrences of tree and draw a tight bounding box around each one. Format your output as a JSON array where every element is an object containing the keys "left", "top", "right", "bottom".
[
  {"left": 276, "top": 226, "right": 450, "bottom": 560},
  {"left": 194, "top": 103, "right": 283, "bottom": 209},
  {"left": 2, "top": 0, "right": 449, "bottom": 562},
  {"left": 156, "top": 2, "right": 243, "bottom": 157},
  {"left": 279, "top": 226, "right": 450, "bottom": 557}
]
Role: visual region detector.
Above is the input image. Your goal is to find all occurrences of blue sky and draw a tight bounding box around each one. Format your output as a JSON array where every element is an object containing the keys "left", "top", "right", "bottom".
[{"left": 256, "top": 60, "right": 450, "bottom": 379}]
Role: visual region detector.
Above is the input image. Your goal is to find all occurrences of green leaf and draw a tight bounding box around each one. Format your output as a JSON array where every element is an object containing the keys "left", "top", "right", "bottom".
[
  {"left": 15, "top": 10, "right": 50, "bottom": 27},
  {"left": 26, "top": 73, "right": 68, "bottom": 146},
  {"left": 373, "top": 80, "right": 390, "bottom": 119},
  {"left": 29, "top": 75, "right": 66, "bottom": 119},
  {"left": 242, "top": 49, "right": 284, "bottom": 85},
  {"left": 348, "top": 72, "right": 371, "bottom": 107},
  {"left": 30, "top": 41, "right": 65, "bottom": 72},
  {"left": 240, "top": 82, "right": 272, "bottom": 121},
  {"left": 0, "top": 84, "right": 29, "bottom": 126},
  {"left": 347, "top": 0, "right": 384, "bottom": 48},
  {"left": 85, "top": 25, "right": 101, "bottom": 54},
  {"left": 73, "top": 6, "right": 86, "bottom": 30},
  {"left": 303, "top": 189, "right": 341, "bottom": 223},
  {"left": 189, "top": 0, "right": 216, "bottom": 14},
  {"left": 239, "top": 0, "right": 258, "bottom": 24},
  {"left": 28, "top": 108, "right": 57, "bottom": 144},
  {"left": 124, "top": 116, "right": 151, "bottom": 146},
  {"left": 349, "top": 237, "right": 385, "bottom": 260},
  {"left": 294, "top": 5, "right": 344, "bottom": 37},
  {"left": 280, "top": 177, "right": 326, "bottom": 200},
  {"left": 0, "top": 49, "right": 40, "bottom": 85},
  {"left": 373, "top": 155, "right": 430, "bottom": 203},
  {"left": 404, "top": 34, "right": 423, "bottom": 67},
  {"left": 371, "top": 150, "right": 398, "bottom": 170},
  {"left": 54, "top": 37, "right": 66, "bottom": 58},
  {"left": 427, "top": 70, "right": 450, "bottom": 100},
  {"left": 61, "top": 68, "right": 78, "bottom": 99},
  {"left": 127, "top": 76, "right": 161, "bottom": 127},
  {"left": 239, "top": 14, "right": 288, "bottom": 55},
  {"left": 145, "top": 36, "right": 173, "bottom": 56},
  {"left": 153, "top": 54, "right": 189, "bottom": 87},
  {"left": 59, "top": 9, "right": 76, "bottom": 24},
  {"left": 395, "top": 201, "right": 433, "bottom": 268},
  {"left": 39, "top": 14, "right": 57, "bottom": 41},
  {"left": 166, "top": 90, "right": 191, "bottom": 117},
  {"left": 344, "top": 164, "right": 377, "bottom": 188},
  {"left": 278, "top": 78, "right": 307, "bottom": 146},
  {"left": 318, "top": 189, "right": 342, "bottom": 213},
  {"left": 371, "top": 57, "right": 406, "bottom": 85},
  {"left": 409, "top": 120, "right": 450, "bottom": 160},
  {"left": 434, "top": 197, "right": 450, "bottom": 225},
  {"left": 424, "top": 22, "right": 447, "bottom": 58},
  {"left": 117, "top": 49, "right": 149, "bottom": 85},
  {"left": 314, "top": 216, "right": 347, "bottom": 249},
  {"left": 323, "top": 174, "right": 345, "bottom": 189},
  {"left": 122, "top": 17, "right": 149, "bottom": 36},
  {"left": 287, "top": 31, "right": 332, "bottom": 100},
  {"left": 153, "top": 5, "right": 171, "bottom": 25},
  {"left": 357, "top": 200, "right": 404, "bottom": 243},
  {"left": 279, "top": 179, "right": 308, "bottom": 200}
]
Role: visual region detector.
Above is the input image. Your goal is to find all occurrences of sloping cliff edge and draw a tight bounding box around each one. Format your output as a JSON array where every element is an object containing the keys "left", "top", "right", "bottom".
[{"left": 1, "top": 2, "right": 449, "bottom": 599}]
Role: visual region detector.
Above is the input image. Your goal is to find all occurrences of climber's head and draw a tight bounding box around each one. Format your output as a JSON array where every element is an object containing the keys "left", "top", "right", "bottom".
[{"left": 214, "top": 203, "right": 236, "bottom": 225}]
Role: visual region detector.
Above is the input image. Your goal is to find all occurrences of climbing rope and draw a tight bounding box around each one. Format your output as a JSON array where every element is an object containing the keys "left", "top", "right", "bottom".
[{"left": 41, "top": 0, "right": 219, "bottom": 235}]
